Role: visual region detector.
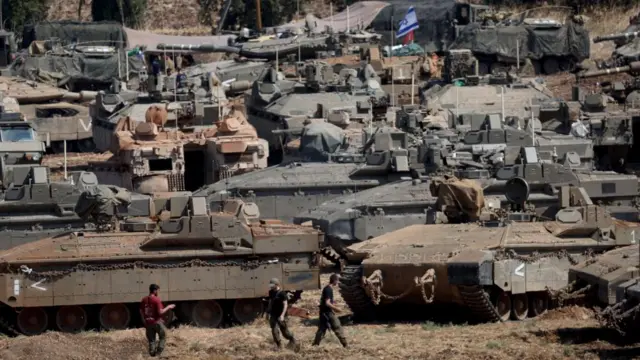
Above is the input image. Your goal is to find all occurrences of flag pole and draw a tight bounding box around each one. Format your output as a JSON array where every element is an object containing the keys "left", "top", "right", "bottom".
[{"left": 391, "top": 7, "right": 395, "bottom": 106}]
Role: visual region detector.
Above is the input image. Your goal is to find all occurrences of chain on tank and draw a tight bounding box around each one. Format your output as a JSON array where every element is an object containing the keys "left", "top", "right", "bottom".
[
  {"left": 361, "top": 268, "right": 436, "bottom": 305},
  {"left": 8, "top": 258, "right": 274, "bottom": 283}
]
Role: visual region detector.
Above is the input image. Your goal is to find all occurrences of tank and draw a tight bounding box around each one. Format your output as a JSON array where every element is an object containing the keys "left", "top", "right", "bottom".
[
  {"left": 0, "top": 76, "right": 97, "bottom": 153},
  {"left": 0, "top": 99, "right": 135, "bottom": 249},
  {"left": 244, "top": 61, "right": 391, "bottom": 163},
  {"left": 564, "top": 243, "right": 640, "bottom": 335},
  {"left": 0, "top": 189, "right": 322, "bottom": 335},
  {"left": 576, "top": 61, "right": 640, "bottom": 107},
  {"left": 193, "top": 123, "right": 423, "bottom": 223},
  {"left": 89, "top": 105, "right": 269, "bottom": 194},
  {"left": 338, "top": 183, "right": 639, "bottom": 323},
  {"left": 592, "top": 31, "right": 640, "bottom": 68},
  {"left": 294, "top": 146, "right": 640, "bottom": 257},
  {"left": 158, "top": 15, "right": 341, "bottom": 61}
]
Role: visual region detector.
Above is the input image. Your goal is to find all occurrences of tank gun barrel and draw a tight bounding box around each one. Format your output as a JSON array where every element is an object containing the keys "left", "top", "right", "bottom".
[
  {"left": 577, "top": 61, "right": 640, "bottom": 78},
  {"left": 157, "top": 43, "right": 240, "bottom": 55},
  {"left": 272, "top": 128, "right": 303, "bottom": 136},
  {"left": 593, "top": 31, "right": 640, "bottom": 43}
]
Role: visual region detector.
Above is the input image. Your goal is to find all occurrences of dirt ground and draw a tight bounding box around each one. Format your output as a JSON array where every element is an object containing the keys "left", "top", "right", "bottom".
[{"left": 0, "top": 273, "right": 638, "bottom": 360}]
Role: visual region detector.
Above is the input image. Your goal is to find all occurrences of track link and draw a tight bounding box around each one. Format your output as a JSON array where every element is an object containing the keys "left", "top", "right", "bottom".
[
  {"left": 320, "top": 247, "right": 344, "bottom": 267},
  {"left": 458, "top": 285, "right": 503, "bottom": 323},
  {"left": 339, "top": 265, "right": 377, "bottom": 321}
]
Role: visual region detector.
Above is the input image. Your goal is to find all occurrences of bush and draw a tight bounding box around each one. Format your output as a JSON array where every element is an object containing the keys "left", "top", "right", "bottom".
[
  {"left": 91, "top": 0, "right": 147, "bottom": 28},
  {"left": 2, "top": 0, "right": 48, "bottom": 32}
]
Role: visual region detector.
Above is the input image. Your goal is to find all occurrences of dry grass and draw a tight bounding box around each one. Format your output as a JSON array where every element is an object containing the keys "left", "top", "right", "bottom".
[{"left": 0, "top": 273, "right": 636, "bottom": 360}]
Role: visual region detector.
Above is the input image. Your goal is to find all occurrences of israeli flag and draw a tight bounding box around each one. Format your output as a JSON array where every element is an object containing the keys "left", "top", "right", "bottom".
[{"left": 396, "top": 7, "right": 419, "bottom": 38}]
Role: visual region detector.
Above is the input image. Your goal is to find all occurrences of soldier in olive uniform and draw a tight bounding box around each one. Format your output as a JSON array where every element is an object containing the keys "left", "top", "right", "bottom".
[{"left": 312, "top": 274, "right": 348, "bottom": 347}]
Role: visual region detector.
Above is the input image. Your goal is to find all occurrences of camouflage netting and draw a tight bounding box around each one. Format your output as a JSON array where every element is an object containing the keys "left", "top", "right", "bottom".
[
  {"left": 75, "top": 185, "right": 132, "bottom": 222},
  {"left": 298, "top": 122, "right": 346, "bottom": 162},
  {"left": 10, "top": 51, "right": 144, "bottom": 87},
  {"left": 449, "top": 21, "right": 590, "bottom": 61},
  {"left": 21, "top": 21, "right": 128, "bottom": 48},
  {"left": 430, "top": 175, "right": 485, "bottom": 219}
]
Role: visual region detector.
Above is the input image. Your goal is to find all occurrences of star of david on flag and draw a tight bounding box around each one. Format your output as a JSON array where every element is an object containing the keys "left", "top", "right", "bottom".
[{"left": 396, "top": 6, "right": 419, "bottom": 39}]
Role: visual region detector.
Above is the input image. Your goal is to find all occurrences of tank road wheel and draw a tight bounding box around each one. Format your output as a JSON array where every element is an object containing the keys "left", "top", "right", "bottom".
[
  {"left": 192, "top": 300, "right": 223, "bottom": 328},
  {"left": 542, "top": 58, "right": 560, "bottom": 75},
  {"left": 17, "top": 307, "right": 49, "bottom": 335},
  {"left": 529, "top": 292, "right": 549, "bottom": 317},
  {"left": 99, "top": 303, "right": 131, "bottom": 330},
  {"left": 510, "top": 294, "right": 529, "bottom": 321},
  {"left": 76, "top": 138, "right": 97, "bottom": 153},
  {"left": 233, "top": 298, "right": 264, "bottom": 324},
  {"left": 56, "top": 306, "right": 88, "bottom": 333},
  {"left": 493, "top": 291, "right": 511, "bottom": 322}
]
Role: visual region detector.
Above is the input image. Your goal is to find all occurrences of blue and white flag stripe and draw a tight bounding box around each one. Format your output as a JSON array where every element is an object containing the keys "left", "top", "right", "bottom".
[{"left": 396, "top": 6, "right": 419, "bottom": 38}]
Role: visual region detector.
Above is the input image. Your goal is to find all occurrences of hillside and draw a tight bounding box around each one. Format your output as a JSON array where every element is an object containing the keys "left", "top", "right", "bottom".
[
  {"left": 42, "top": 0, "right": 640, "bottom": 60},
  {"left": 46, "top": 0, "right": 335, "bottom": 35}
]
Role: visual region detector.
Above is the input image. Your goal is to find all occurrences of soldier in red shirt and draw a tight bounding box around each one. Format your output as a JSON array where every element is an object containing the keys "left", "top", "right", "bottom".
[{"left": 140, "top": 284, "right": 175, "bottom": 357}]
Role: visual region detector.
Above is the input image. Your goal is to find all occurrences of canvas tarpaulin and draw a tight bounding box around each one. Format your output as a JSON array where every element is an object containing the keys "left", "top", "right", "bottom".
[
  {"left": 75, "top": 184, "right": 132, "bottom": 222},
  {"left": 449, "top": 21, "right": 590, "bottom": 61},
  {"left": 10, "top": 50, "right": 145, "bottom": 87},
  {"left": 429, "top": 175, "right": 485, "bottom": 220},
  {"left": 298, "top": 122, "right": 346, "bottom": 162},
  {"left": 22, "top": 21, "right": 127, "bottom": 48}
]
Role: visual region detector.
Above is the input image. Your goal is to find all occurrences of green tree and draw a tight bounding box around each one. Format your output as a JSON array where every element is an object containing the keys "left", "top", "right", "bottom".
[
  {"left": 91, "top": 0, "right": 147, "bottom": 28},
  {"left": 2, "top": 0, "right": 48, "bottom": 32}
]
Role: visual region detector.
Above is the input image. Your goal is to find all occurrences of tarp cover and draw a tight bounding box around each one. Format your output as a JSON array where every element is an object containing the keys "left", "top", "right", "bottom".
[
  {"left": 430, "top": 175, "right": 485, "bottom": 219},
  {"left": 75, "top": 185, "right": 132, "bottom": 221},
  {"left": 298, "top": 122, "right": 346, "bottom": 161},
  {"left": 20, "top": 20, "right": 236, "bottom": 53},
  {"left": 273, "top": 1, "right": 390, "bottom": 33},
  {"left": 449, "top": 22, "right": 591, "bottom": 61},
  {"left": 22, "top": 21, "right": 127, "bottom": 48},
  {"left": 11, "top": 51, "right": 145, "bottom": 86}
]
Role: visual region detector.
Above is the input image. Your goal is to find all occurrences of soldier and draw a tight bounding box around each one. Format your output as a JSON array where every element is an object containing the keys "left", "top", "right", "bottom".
[
  {"left": 429, "top": 52, "right": 442, "bottom": 79},
  {"left": 267, "top": 278, "right": 299, "bottom": 351},
  {"left": 312, "top": 274, "right": 348, "bottom": 348},
  {"left": 140, "top": 284, "right": 175, "bottom": 357}
]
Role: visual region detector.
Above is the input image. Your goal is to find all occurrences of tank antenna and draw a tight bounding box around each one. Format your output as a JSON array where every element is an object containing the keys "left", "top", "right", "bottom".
[
  {"left": 63, "top": 139, "right": 68, "bottom": 180},
  {"left": 501, "top": 86, "right": 505, "bottom": 123}
]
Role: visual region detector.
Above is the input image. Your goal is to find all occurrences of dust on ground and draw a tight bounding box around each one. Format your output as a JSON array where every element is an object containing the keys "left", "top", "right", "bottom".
[{"left": 0, "top": 274, "right": 637, "bottom": 360}]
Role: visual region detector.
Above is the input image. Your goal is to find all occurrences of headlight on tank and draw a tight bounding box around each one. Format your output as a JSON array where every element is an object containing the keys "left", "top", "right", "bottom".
[{"left": 30, "top": 152, "right": 42, "bottom": 161}]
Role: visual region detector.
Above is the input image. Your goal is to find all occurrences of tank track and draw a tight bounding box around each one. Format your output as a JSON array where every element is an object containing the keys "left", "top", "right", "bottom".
[
  {"left": 457, "top": 285, "right": 503, "bottom": 323},
  {"left": 338, "top": 265, "right": 377, "bottom": 321}
]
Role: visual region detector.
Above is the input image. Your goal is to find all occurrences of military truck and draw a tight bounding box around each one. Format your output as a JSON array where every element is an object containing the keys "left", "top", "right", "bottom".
[
  {"left": 0, "top": 188, "right": 322, "bottom": 335},
  {"left": 339, "top": 182, "right": 639, "bottom": 323},
  {"left": 370, "top": 3, "right": 590, "bottom": 74}
]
